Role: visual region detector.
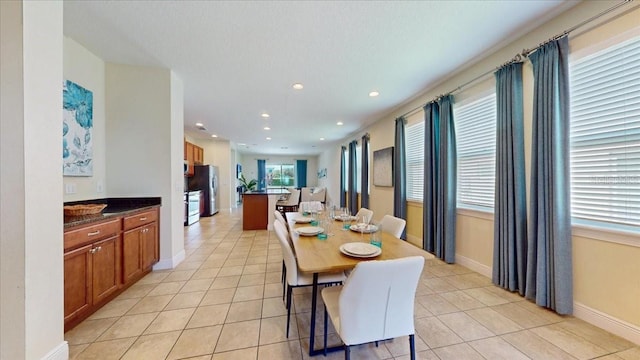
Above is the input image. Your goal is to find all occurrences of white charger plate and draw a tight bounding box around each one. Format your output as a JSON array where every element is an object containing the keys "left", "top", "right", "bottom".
[
  {"left": 339, "top": 242, "right": 381, "bottom": 258},
  {"left": 296, "top": 226, "right": 324, "bottom": 236},
  {"left": 349, "top": 224, "right": 377, "bottom": 233},
  {"left": 334, "top": 215, "right": 356, "bottom": 222},
  {"left": 294, "top": 217, "right": 313, "bottom": 223}
]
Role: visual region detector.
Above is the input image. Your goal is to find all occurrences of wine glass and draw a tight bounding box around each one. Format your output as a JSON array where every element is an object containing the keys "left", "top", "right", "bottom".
[
  {"left": 356, "top": 214, "right": 368, "bottom": 241},
  {"left": 341, "top": 208, "right": 351, "bottom": 231}
]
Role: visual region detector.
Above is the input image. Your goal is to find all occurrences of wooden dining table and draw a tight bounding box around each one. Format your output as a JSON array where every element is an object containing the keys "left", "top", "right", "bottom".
[{"left": 285, "top": 212, "right": 435, "bottom": 356}]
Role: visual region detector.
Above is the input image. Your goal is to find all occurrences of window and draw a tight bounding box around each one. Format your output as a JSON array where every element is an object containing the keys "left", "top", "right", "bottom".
[
  {"left": 569, "top": 36, "right": 640, "bottom": 232},
  {"left": 406, "top": 121, "right": 425, "bottom": 201},
  {"left": 454, "top": 93, "right": 497, "bottom": 211},
  {"left": 266, "top": 164, "right": 295, "bottom": 188}
]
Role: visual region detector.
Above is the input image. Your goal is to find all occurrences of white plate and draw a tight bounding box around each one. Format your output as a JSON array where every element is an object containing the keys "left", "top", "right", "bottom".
[
  {"left": 334, "top": 215, "right": 356, "bottom": 222},
  {"left": 340, "top": 242, "right": 381, "bottom": 258},
  {"left": 349, "top": 224, "right": 377, "bottom": 233},
  {"left": 296, "top": 226, "right": 324, "bottom": 236},
  {"left": 294, "top": 217, "right": 313, "bottom": 223}
]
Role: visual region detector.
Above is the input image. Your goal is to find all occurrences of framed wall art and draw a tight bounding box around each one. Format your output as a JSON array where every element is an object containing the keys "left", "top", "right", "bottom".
[
  {"left": 373, "top": 146, "right": 394, "bottom": 187},
  {"left": 63, "top": 80, "right": 93, "bottom": 176}
]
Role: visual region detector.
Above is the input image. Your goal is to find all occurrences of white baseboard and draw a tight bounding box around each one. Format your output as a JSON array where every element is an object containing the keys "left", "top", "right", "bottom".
[
  {"left": 573, "top": 302, "right": 640, "bottom": 345},
  {"left": 153, "top": 249, "right": 185, "bottom": 270},
  {"left": 41, "top": 341, "right": 68, "bottom": 360},
  {"left": 455, "top": 253, "right": 492, "bottom": 278}
]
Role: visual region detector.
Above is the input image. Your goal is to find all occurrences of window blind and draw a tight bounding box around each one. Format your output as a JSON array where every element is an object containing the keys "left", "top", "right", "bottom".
[
  {"left": 454, "top": 94, "right": 497, "bottom": 210},
  {"left": 569, "top": 36, "right": 640, "bottom": 230},
  {"left": 405, "top": 121, "right": 424, "bottom": 201}
]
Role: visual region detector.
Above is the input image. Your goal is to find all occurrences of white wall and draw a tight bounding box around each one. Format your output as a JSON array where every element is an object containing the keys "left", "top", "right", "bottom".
[
  {"left": 105, "top": 63, "right": 185, "bottom": 269},
  {"left": 317, "top": 144, "right": 342, "bottom": 206},
  {"left": 1, "top": 1, "right": 67, "bottom": 359},
  {"left": 62, "top": 37, "right": 107, "bottom": 201},
  {"left": 239, "top": 154, "right": 319, "bottom": 189}
]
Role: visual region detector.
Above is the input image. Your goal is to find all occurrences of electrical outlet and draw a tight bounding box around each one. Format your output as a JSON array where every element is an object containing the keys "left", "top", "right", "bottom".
[
  {"left": 96, "top": 181, "right": 104, "bottom": 193},
  {"left": 65, "top": 183, "right": 76, "bottom": 194}
]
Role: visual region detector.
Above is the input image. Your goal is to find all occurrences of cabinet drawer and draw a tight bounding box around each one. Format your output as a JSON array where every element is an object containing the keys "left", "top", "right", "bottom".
[
  {"left": 123, "top": 209, "right": 158, "bottom": 231},
  {"left": 64, "top": 219, "right": 120, "bottom": 251}
]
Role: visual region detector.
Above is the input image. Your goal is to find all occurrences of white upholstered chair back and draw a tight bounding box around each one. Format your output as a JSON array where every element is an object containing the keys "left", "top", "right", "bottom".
[
  {"left": 354, "top": 207, "right": 374, "bottom": 224},
  {"left": 338, "top": 256, "right": 424, "bottom": 345},
  {"left": 279, "top": 189, "right": 300, "bottom": 206},
  {"left": 301, "top": 187, "right": 326, "bottom": 202},
  {"left": 380, "top": 214, "right": 406, "bottom": 238},
  {"left": 273, "top": 220, "right": 300, "bottom": 286},
  {"left": 274, "top": 210, "right": 287, "bottom": 228}
]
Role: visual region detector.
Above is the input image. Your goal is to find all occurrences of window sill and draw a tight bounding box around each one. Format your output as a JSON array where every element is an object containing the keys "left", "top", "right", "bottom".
[
  {"left": 457, "top": 207, "right": 493, "bottom": 221},
  {"left": 572, "top": 224, "right": 640, "bottom": 248}
]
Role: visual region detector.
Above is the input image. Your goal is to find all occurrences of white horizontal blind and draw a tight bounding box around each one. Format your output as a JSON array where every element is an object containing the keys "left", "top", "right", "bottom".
[
  {"left": 406, "top": 121, "right": 424, "bottom": 201},
  {"left": 569, "top": 36, "right": 640, "bottom": 230},
  {"left": 454, "top": 94, "right": 497, "bottom": 210}
]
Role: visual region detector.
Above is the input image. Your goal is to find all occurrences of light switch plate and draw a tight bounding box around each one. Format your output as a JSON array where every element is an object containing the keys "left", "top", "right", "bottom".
[{"left": 65, "top": 183, "right": 76, "bottom": 194}]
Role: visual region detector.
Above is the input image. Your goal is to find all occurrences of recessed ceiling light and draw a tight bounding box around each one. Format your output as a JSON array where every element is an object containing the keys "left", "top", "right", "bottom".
[
  {"left": 369, "top": 91, "right": 379, "bottom": 97},
  {"left": 320, "top": 137, "right": 325, "bottom": 141},
  {"left": 238, "top": 143, "right": 246, "bottom": 146},
  {"left": 211, "top": 134, "right": 218, "bottom": 138},
  {"left": 266, "top": 137, "right": 272, "bottom": 140},
  {"left": 336, "top": 121, "right": 344, "bottom": 126},
  {"left": 195, "top": 122, "right": 203, "bottom": 127},
  {"left": 292, "top": 83, "right": 304, "bottom": 90},
  {"left": 281, "top": 147, "right": 288, "bottom": 149},
  {"left": 264, "top": 126, "right": 270, "bottom": 130},
  {"left": 261, "top": 113, "right": 270, "bottom": 118}
]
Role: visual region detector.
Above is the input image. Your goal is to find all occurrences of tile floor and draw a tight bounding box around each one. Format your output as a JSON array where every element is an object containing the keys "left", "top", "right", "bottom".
[{"left": 66, "top": 209, "right": 640, "bottom": 359}]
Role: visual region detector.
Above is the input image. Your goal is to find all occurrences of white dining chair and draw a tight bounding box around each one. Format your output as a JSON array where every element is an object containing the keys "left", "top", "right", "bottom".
[
  {"left": 273, "top": 220, "right": 346, "bottom": 338},
  {"left": 276, "top": 188, "right": 300, "bottom": 214},
  {"left": 380, "top": 214, "right": 407, "bottom": 238},
  {"left": 274, "top": 210, "right": 289, "bottom": 297},
  {"left": 354, "top": 207, "right": 374, "bottom": 224},
  {"left": 321, "top": 256, "right": 425, "bottom": 360}
]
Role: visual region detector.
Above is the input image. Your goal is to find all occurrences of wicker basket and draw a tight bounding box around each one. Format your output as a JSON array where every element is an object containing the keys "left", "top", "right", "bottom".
[{"left": 63, "top": 204, "right": 107, "bottom": 216}]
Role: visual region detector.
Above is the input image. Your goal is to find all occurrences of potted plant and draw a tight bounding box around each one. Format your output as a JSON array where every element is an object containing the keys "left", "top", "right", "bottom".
[{"left": 238, "top": 173, "right": 257, "bottom": 192}]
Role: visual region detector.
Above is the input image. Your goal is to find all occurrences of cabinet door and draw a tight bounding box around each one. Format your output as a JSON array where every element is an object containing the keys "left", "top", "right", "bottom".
[
  {"left": 64, "top": 244, "right": 93, "bottom": 323},
  {"left": 186, "top": 142, "right": 195, "bottom": 176},
  {"left": 141, "top": 222, "right": 159, "bottom": 270},
  {"left": 122, "top": 229, "right": 142, "bottom": 284},
  {"left": 92, "top": 236, "right": 119, "bottom": 304},
  {"left": 195, "top": 146, "right": 203, "bottom": 165}
]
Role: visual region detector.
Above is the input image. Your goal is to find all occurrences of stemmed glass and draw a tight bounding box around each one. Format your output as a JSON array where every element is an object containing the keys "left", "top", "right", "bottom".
[
  {"left": 341, "top": 208, "right": 351, "bottom": 231},
  {"left": 355, "top": 214, "right": 369, "bottom": 241}
]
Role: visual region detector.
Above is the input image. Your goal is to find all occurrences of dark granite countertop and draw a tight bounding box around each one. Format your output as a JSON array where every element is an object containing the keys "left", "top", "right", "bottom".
[
  {"left": 64, "top": 197, "right": 161, "bottom": 229},
  {"left": 243, "top": 189, "right": 290, "bottom": 195}
]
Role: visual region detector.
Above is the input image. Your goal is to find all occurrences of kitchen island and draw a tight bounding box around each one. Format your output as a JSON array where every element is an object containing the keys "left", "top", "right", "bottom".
[{"left": 242, "top": 189, "right": 290, "bottom": 230}]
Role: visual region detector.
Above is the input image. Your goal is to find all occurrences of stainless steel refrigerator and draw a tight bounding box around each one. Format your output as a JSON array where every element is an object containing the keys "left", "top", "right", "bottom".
[{"left": 189, "top": 165, "right": 219, "bottom": 216}]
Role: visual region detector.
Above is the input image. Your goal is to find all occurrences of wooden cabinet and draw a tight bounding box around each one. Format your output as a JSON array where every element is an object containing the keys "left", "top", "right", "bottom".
[
  {"left": 64, "top": 219, "right": 121, "bottom": 330},
  {"left": 64, "top": 207, "right": 160, "bottom": 331},
  {"left": 184, "top": 139, "right": 204, "bottom": 176},
  {"left": 123, "top": 209, "right": 159, "bottom": 285}
]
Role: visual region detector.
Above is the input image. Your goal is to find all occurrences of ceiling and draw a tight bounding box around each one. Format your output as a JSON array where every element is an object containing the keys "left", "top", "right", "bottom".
[{"left": 63, "top": 0, "right": 576, "bottom": 156}]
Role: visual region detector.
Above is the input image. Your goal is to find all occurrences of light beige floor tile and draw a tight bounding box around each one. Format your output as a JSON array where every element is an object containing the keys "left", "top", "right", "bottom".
[
  {"left": 68, "top": 344, "right": 89, "bottom": 359},
  {"left": 215, "top": 319, "right": 261, "bottom": 352},
  {"left": 239, "top": 273, "right": 266, "bottom": 286},
  {"left": 463, "top": 287, "right": 511, "bottom": 306},
  {"left": 163, "top": 269, "right": 196, "bottom": 282},
  {"left": 165, "top": 290, "right": 206, "bottom": 310},
  {"left": 218, "top": 265, "right": 244, "bottom": 276},
  {"left": 144, "top": 308, "right": 195, "bottom": 334},
  {"left": 468, "top": 336, "right": 529, "bottom": 359},
  {"left": 75, "top": 337, "right": 136, "bottom": 360},
  {"left": 414, "top": 302, "right": 434, "bottom": 318},
  {"left": 223, "top": 258, "right": 246, "bottom": 267},
  {"left": 595, "top": 355, "right": 625, "bottom": 360},
  {"left": 167, "top": 325, "right": 222, "bottom": 360},
  {"left": 180, "top": 278, "right": 214, "bottom": 293},
  {"left": 126, "top": 294, "right": 173, "bottom": 315},
  {"left": 211, "top": 347, "right": 257, "bottom": 360},
  {"left": 245, "top": 256, "right": 267, "bottom": 265},
  {"left": 465, "top": 307, "right": 523, "bottom": 335},
  {"left": 265, "top": 271, "right": 282, "bottom": 284},
  {"left": 616, "top": 347, "right": 640, "bottom": 359},
  {"left": 233, "top": 284, "right": 264, "bottom": 302},
  {"left": 88, "top": 298, "right": 139, "bottom": 320},
  {"left": 147, "top": 281, "right": 185, "bottom": 296},
  {"left": 438, "top": 312, "right": 494, "bottom": 341},
  {"left": 262, "top": 297, "right": 288, "bottom": 318},
  {"left": 210, "top": 275, "right": 241, "bottom": 289},
  {"left": 192, "top": 267, "right": 221, "bottom": 279},
  {"left": 530, "top": 323, "right": 609, "bottom": 359},
  {"left": 226, "top": 299, "right": 263, "bottom": 322},
  {"left": 259, "top": 315, "right": 300, "bottom": 345},
  {"left": 556, "top": 318, "right": 637, "bottom": 353},
  {"left": 97, "top": 312, "right": 157, "bottom": 340},
  {"left": 433, "top": 343, "right": 484, "bottom": 360},
  {"left": 394, "top": 349, "right": 439, "bottom": 360},
  {"left": 137, "top": 271, "right": 170, "bottom": 285},
  {"left": 116, "top": 283, "right": 157, "bottom": 299},
  {"left": 383, "top": 335, "right": 429, "bottom": 357},
  {"left": 201, "top": 288, "right": 236, "bottom": 306},
  {"left": 65, "top": 317, "right": 119, "bottom": 345},
  {"left": 416, "top": 294, "right": 459, "bottom": 315},
  {"left": 440, "top": 290, "right": 486, "bottom": 310},
  {"left": 501, "top": 330, "right": 578, "bottom": 360},
  {"left": 414, "top": 316, "right": 464, "bottom": 349},
  {"left": 258, "top": 340, "right": 303, "bottom": 359},
  {"left": 483, "top": 285, "right": 525, "bottom": 302},
  {"left": 515, "top": 300, "right": 565, "bottom": 323},
  {"left": 422, "top": 278, "right": 458, "bottom": 292},
  {"left": 243, "top": 264, "right": 267, "bottom": 275},
  {"left": 174, "top": 260, "right": 203, "bottom": 271},
  {"left": 187, "top": 303, "right": 230, "bottom": 328},
  {"left": 121, "top": 330, "right": 181, "bottom": 360},
  {"left": 491, "top": 302, "right": 552, "bottom": 328},
  {"left": 264, "top": 282, "right": 284, "bottom": 298}
]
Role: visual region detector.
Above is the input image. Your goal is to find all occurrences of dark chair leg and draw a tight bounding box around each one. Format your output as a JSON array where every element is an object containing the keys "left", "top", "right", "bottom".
[
  {"left": 375, "top": 341, "right": 379, "bottom": 347},
  {"left": 409, "top": 334, "right": 416, "bottom": 360},
  {"left": 281, "top": 262, "right": 286, "bottom": 301},
  {"left": 286, "top": 285, "right": 293, "bottom": 338},
  {"left": 323, "top": 305, "right": 328, "bottom": 356},
  {"left": 345, "top": 345, "right": 351, "bottom": 360}
]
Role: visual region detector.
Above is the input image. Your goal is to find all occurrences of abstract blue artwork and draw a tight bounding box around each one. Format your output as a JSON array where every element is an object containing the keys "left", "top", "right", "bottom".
[{"left": 63, "top": 80, "right": 93, "bottom": 176}]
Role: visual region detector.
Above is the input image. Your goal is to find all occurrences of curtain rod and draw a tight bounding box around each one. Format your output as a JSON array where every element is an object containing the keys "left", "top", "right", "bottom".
[{"left": 399, "top": 0, "right": 632, "bottom": 120}]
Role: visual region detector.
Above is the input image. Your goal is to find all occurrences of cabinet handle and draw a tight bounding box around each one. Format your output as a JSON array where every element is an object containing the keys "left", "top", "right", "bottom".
[
  {"left": 87, "top": 230, "right": 100, "bottom": 236},
  {"left": 89, "top": 248, "right": 97, "bottom": 254},
  {"left": 139, "top": 217, "right": 147, "bottom": 221},
  {"left": 96, "top": 246, "right": 102, "bottom": 252}
]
